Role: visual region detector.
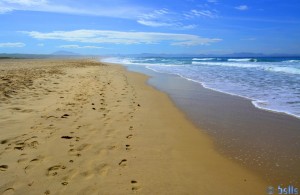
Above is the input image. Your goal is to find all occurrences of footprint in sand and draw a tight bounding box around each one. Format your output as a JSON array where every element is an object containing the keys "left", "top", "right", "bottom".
[
  {"left": 131, "top": 180, "right": 141, "bottom": 192},
  {"left": 0, "top": 165, "right": 8, "bottom": 171},
  {"left": 61, "top": 136, "right": 73, "bottom": 139},
  {"left": 30, "top": 158, "right": 40, "bottom": 162},
  {"left": 3, "top": 188, "right": 14, "bottom": 194},
  {"left": 27, "top": 181, "right": 34, "bottom": 187},
  {"left": 126, "top": 134, "right": 133, "bottom": 139},
  {"left": 125, "top": 145, "right": 131, "bottom": 151},
  {"left": 68, "top": 148, "right": 82, "bottom": 157},
  {"left": 47, "top": 165, "right": 66, "bottom": 176},
  {"left": 14, "top": 146, "right": 24, "bottom": 150},
  {"left": 61, "top": 114, "right": 70, "bottom": 118},
  {"left": 28, "top": 141, "right": 39, "bottom": 149},
  {"left": 61, "top": 181, "right": 68, "bottom": 186},
  {"left": 118, "top": 159, "right": 127, "bottom": 167},
  {"left": 1, "top": 139, "right": 9, "bottom": 144},
  {"left": 24, "top": 157, "right": 43, "bottom": 173}
]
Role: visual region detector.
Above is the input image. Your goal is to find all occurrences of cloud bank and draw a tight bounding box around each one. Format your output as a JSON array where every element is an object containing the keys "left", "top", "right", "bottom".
[
  {"left": 0, "top": 42, "right": 25, "bottom": 47},
  {"left": 0, "top": 0, "right": 146, "bottom": 18},
  {"left": 59, "top": 44, "right": 102, "bottom": 49},
  {"left": 22, "top": 30, "right": 221, "bottom": 46}
]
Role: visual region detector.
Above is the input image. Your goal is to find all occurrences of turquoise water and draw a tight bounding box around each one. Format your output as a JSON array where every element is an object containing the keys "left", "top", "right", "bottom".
[{"left": 103, "top": 57, "right": 300, "bottom": 119}]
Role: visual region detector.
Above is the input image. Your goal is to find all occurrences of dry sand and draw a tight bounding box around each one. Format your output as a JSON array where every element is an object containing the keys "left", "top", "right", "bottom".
[{"left": 0, "top": 59, "right": 267, "bottom": 194}]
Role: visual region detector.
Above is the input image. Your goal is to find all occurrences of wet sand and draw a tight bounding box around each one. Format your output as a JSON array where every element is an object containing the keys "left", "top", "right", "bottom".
[
  {"left": 0, "top": 59, "right": 267, "bottom": 194},
  {"left": 126, "top": 65, "right": 300, "bottom": 186}
]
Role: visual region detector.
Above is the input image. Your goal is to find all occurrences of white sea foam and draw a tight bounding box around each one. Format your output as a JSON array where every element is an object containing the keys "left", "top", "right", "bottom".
[
  {"left": 102, "top": 57, "right": 132, "bottom": 64},
  {"left": 228, "top": 58, "right": 256, "bottom": 62},
  {"left": 192, "top": 61, "right": 260, "bottom": 68},
  {"left": 283, "top": 60, "right": 300, "bottom": 63},
  {"left": 252, "top": 101, "right": 300, "bottom": 119},
  {"left": 192, "top": 58, "right": 215, "bottom": 61},
  {"left": 264, "top": 66, "right": 300, "bottom": 75},
  {"left": 191, "top": 61, "right": 300, "bottom": 75}
]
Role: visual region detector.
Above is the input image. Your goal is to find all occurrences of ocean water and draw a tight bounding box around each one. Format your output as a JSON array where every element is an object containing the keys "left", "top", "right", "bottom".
[{"left": 103, "top": 57, "right": 300, "bottom": 118}]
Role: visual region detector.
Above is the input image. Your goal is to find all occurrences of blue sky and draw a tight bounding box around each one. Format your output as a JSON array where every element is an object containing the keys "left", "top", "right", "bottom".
[{"left": 0, "top": 0, "right": 300, "bottom": 55}]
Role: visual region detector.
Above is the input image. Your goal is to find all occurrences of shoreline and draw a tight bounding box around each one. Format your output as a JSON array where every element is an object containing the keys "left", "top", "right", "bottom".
[
  {"left": 104, "top": 56, "right": 300, "bottom": 121},
  {"left": 1, "top": 59, "right": 267, "bottom": 194},
  {"left": 124, "top": 64, "right": 300, "bottom": 186},
  {"left": 144, "top": 66, "right": 300, "bottom": 120}
]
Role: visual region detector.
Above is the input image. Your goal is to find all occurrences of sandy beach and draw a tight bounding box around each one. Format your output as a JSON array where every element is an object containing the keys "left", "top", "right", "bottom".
[{"left": 0, "top": 59, "right": 267, "bottom": 194}]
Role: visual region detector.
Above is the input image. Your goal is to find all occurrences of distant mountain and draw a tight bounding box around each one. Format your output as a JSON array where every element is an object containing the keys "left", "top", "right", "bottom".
[
  {"left": 0, "top": 52, "right": 80, "bottom": 59},
  {"left": 0, "top": 53, "right": 50, "bottom": 59},
  {"left": 51, "top": 50, "right": 80, "bottom": 56},
  {"left": 0, "top": 51, "right": 82, "bottom": 59}
]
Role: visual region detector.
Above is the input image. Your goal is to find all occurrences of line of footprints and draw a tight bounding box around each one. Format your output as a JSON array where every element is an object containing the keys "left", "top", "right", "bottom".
[{"left": 118, "top": 124, "right": 141, "bottom": 192}]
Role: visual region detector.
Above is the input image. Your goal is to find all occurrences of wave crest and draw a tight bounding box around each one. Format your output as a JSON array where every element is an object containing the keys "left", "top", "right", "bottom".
[
  {"left": 228, "top": 58, "right": 257, "bottom": 62},
  {"left": 192, "top": 58, "right": 215, "bottom": 61}
]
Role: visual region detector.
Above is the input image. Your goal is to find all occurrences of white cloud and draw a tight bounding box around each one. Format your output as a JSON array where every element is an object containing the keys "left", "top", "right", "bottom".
[
  {"left": 0, "top": 6, "right": 13, "bottom": 13},
  {"left": 137, "top": 19, "right": 173, "bottom": 27},
  {"left": 59, "top": 45, "right": 102, "bottom": 49},
  {"left": 0, "top": 0, "right": 47, "bottom": 14},
  {"left": 207, "top": 0, "right": 218, "bottom": 3},
  {"left": 0, "top": 42, "right": 25, "bottom": 47},
  {"left": 0, "top": 0, "right": 147, "bottom": 19},
  {"left": 137, "top": 9, "right": 176, "bottom": 27},
  {"left": 22, "top": 30, "right": 221, "bottom": 46},
  {"left": 140, "top": 9, "right": 169, "bottom": 20},
  {"left": 185, "top": 9, "right": 218, "bottom": 18},
  {"left": 37, "top": 43, "right": 44, "bottom": 46},
  {"left": 137, "top": 9, "right": 200, "bottom": 30},
  {"left": 2, "top": 0, "right": 47, "bottom": 6},
  {"left": 235, "top": 5, "right": 249, "bottom": 11},
  {"left": 0, "top": 1, "right": 213, "bottom": 30}
]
